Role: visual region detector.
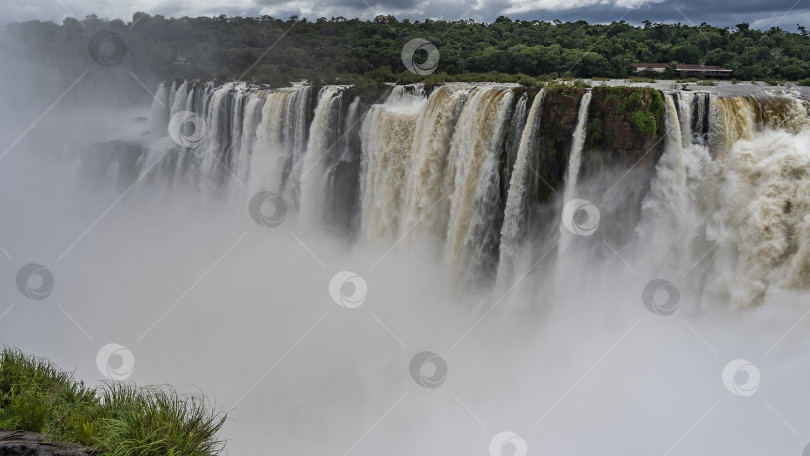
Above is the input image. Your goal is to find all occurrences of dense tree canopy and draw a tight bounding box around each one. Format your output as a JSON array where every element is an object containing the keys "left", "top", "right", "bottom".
[{"left": 4, "top": 13, "right": 810, "bottom": 86}]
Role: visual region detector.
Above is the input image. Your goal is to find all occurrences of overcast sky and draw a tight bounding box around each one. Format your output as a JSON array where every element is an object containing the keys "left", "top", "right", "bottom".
[{"left": 2, "top": 0, "right": 809, "bottom": 30}]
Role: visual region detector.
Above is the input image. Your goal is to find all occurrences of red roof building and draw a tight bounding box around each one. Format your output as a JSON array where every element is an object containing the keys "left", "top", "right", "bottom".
[{"left": 633, "top": 63, "right": 732, "bottom": 77}]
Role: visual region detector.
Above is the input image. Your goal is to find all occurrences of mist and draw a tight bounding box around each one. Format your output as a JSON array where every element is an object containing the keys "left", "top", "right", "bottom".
[{"left": 3, "top": 23, "right": 810, "bottom": 456}]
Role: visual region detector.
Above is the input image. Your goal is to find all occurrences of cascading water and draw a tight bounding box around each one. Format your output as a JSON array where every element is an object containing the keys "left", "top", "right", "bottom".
[
  {"left": 300, "top": 86, "right": 344, "bottom": 223},
  {"left": 444, "top": 86, "right": 513, "bottom": 275},
  {"left": 198, "top": 83, "right": 232, "bottom": 189},
  {"left": 399, "top": 86, "right": 469, "bottom": 242},
  {"left": 561, "top": 91, "right": 592, "bottom": 203},
  {"left": 12, "top": 73, "right": 810, "bottom": 456},
  {"left": 148, "top": 82, "right": 169, "bottom": 138},
  {"left": 710, "top": 95, "right": 756, "bottom": 156},
  {"left": 557, "top": 90, "right": 592, "bottom": 263},
  {"left": 234, "top": 90, "right": 266, "bottom": 186},
  {"left": 246, "top": 86, "right": 312, "bottom": 201},
  {"left": 136, "top": 79, "right": 810, "bottom": 307},
  {"left": 498, "top": 89, "right": 546, "bottom": 282},
  {"left": 635, "top": 93, "right": 689, "bottom": 273},
  {"left": 360, "top": 90, "right": 425, "bottom": 240},
  {"left": 504, "top": 94, "right": 528, "bottom": 188}
]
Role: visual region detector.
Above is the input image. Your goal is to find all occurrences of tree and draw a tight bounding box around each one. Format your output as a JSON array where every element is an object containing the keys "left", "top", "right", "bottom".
[{"left": 5, "top": 13, "right": 810, "bottom": 85}]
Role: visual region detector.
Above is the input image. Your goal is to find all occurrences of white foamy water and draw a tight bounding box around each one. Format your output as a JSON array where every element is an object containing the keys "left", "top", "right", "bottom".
[{"left": 3, "top": 79, "right": 810, "bottom": 456}]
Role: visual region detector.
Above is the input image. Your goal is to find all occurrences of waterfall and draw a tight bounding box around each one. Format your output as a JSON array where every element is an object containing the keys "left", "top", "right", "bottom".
[
  {"left": 300, "top": 86, "right": 344, "bottom": 222},
  {"left": 285, "top": 86, "right": 314, "bottom": 203},
  {"left": 504, "top": 94, "right": 528, "bottom": 189},
  {"left": 709, "top": 95, "right": 755, "bottom": 157},
  {"left": 148, "top": 82, "right": 168, "bottom": 138},
  {"left": 692, "top": 92, "right": 709, "bottom": 145},
  {"left": 753, "top": 95, "right": 810, "bottom": 133},
  {"left": 701, "top": 95, "right": 810, "bottom": 307},
  {"left": 557, "top": 91, "right": 593, "bottom": 265},
  {"left": 198, "top": 83, "right": 233, "bottom": 190},
  {"left": 387, "top": 84, "right": 426, "bottom": 103},
  {"left": 677, "top": 92, "right": 694, "bottom": 146},
  {"left": 444, "top": 87, "right": 513, "bottom": 272},
  {"left": 247, "top": 86, "right": 312, "bottom": 201},
  {"left": 234, "top": 90, "right": 266, "bottom": 185},
  {"left": 360, "top": 94, "right": 425, "bottom": 240},
  {"left": 19, "top": 59, "right": 810, "bottom": 456},
  {"left": 321, "top": 95, "right": 363, "bottom": 235},
  {"left": 169, "top": 81, "right": 188, "bottom": 120},
  {"left": 562, "top": 91, "right": 592, "bottom": 202},
  {"left": 636, "top": 93, "right": 688, "bottom": 272},
  {"left": 167, "top": 81, "right": 176, "bottom": 114},
  {"left": 399, "top": 86, "right": 469, "bottom": 242},
  {"left": 248, "top": 90, "right": 290, "bottom": 195},
  {"left": 133, "top": 80, "right": 810, "bottom": 308},
  {"left": 228, "top": 86, "right": 247, "bottom": 177},
  {"left": 339, "top": 97, "right": 360, "bottom": 162},
  {"left": 498, "top": 89, "right": 546, "bottom": 282}
]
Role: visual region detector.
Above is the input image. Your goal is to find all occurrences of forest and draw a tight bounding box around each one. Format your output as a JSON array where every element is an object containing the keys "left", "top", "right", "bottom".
[{"left": 4, "top": 13, "right": 810, "bottom": 86}]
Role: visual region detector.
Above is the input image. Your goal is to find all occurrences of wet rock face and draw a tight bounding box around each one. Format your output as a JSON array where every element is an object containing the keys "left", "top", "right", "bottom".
[
  {"left": 585, "top": 87, "right": 665, "bottom": 169},
  {"left": 532, "top": 87, "right": 587, "bottom": 204},
  {"left": 0, "top": 431, "right": 98, "bottom": 456},
  {"left": 528, "top": 86, "right": 666, "bottom": 205}
]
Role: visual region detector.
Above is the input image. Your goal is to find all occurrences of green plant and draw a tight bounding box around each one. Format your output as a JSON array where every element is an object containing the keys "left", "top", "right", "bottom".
[
  {"left": 0, "top": 348, "right": 226, "bottom": 456},
  {"left": 587, "top": 116, "right": 604, "bottom": 143},
  {"left": 618, "top": 90, "right": 643, "bottom": 114},
  {"left": 97, "top": 384, "right": 226, "bottom": 456},
  {"left": 631, "top": 110, "right": 657, "bottom": 136},
  {"left": 603, "top": 86, "right": 627, "bottom": 100},
  {"left": 649, "top": 89, "right": 664, "bottom": 122},
  {"left": 516, "top": 73, "right": 539, "bottom": 86}
]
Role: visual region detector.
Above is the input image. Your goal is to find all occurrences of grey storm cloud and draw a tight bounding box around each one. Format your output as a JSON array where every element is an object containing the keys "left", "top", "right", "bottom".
[{"left": 1, "top": 0, "right": 809, "bottom": 30}]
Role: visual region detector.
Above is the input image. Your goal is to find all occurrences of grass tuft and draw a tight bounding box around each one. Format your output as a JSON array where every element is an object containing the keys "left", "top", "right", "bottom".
[{"left": 0, "top": 347, "right": 226, "bottom": 455}]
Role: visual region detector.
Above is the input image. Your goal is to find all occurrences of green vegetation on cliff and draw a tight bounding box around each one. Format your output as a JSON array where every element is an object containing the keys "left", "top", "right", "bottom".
[
  {"left": 631, "top": 111, "right": 658, "bottom": 137},
  {"left": 4, "top": 14, "right": 810, "bottom": 86},
  {"left": 617, "top": 88, "right": 663, "bottom": 136},
  {"left": 0, "top": 348, "right": 226, "bottom": 456}
]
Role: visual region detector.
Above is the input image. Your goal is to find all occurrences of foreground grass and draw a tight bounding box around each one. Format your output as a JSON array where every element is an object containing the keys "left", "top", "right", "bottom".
[{"left": 0, "top": 348, "right": 226, "bottom": 455}]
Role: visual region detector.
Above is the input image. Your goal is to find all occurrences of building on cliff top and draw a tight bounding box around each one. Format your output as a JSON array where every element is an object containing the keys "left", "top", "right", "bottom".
[{"left": 633, "top": 63, "right": 732, "bottom": 78}]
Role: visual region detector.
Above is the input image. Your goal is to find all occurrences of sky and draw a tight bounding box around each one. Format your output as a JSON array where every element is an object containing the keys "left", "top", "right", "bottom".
[{"left": 1, "top": 0, "right": 809, "bottom": 30}]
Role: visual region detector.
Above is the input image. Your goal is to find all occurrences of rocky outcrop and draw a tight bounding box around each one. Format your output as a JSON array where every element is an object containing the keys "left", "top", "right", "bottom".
[
  {"left": 0, "top": 431, "right": 98, "bottom": 456},
  {"left": 532, "top": 86, "right": 587, "bottom": 204},
  {"left": 528, "top": 86, "right": 665, "bottom": 205},
  {"left": 582, "top": 87, "right": 665, "bottom": 176}
]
